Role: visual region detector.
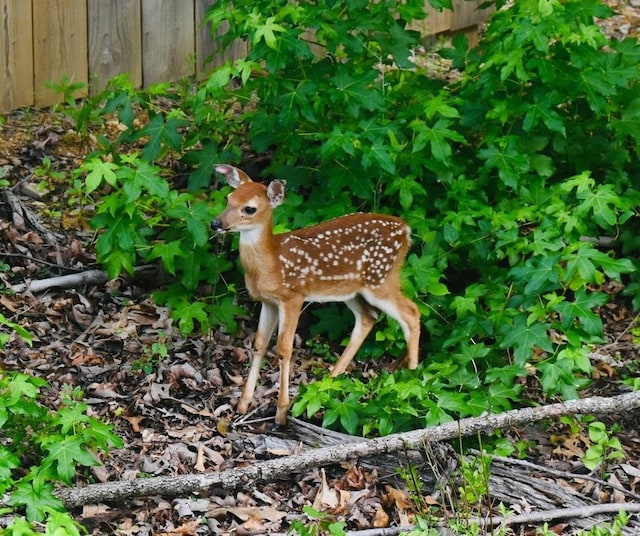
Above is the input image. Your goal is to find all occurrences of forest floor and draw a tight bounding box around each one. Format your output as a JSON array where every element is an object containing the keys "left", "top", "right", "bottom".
[{"left": 2, "top": 2, "right": 640, "bottom": 535}]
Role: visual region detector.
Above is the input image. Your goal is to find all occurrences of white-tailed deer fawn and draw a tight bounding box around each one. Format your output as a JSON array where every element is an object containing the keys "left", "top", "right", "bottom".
[{"left": 212, "top": 164, "right": 421, "bottom": 425}]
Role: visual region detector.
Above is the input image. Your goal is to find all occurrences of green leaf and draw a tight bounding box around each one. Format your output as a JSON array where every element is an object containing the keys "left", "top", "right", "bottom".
[
  {"left": 538, "top": 357, "right": 581, "bottom": 398},
  {"left": 43, "top": 438, "right": 100, "bottom": 484},
  {"left": 427, "top": 0, "right": 452, "bottom": 9},
  {"left": 122, "top": 159, "right": 169, "bottom": 204},
  {"left": 553, "top": 288, "right": 607, "bottom": 335},
  {"left": 0, "top": 447, "right": 19, "bottom": 493},
  {"left": 575, "top": 183, "right": 625, "bottom": 228},
  {"left": 41, "top": 509, "right": 85, "bottom": 536},
  {"left": 410, "top": 118, "right": 464, "bottom": 162},
  {"left": 583, "top": 444, "right": 604, "bottom": 471},
  {"left": 148, "top": 241, "right": 185, "bottom": 275},
  {"left": 171, "top": 300, "right": 210, "bottom": 335},
  {"left": 323, "top": 392, "right": 361, "bottom": 435},
  {"left": 52, "top": 403, "right": 90, "bottom": 435},
  {"left": 331, "top": 66, "right": 383, "bottom": 115},
  {"left": 478, "top": 137, "right": 530, "bottom": 188},
  {"left": 253, "top": 16, "right": 286, "bottom": 49},
  {"left": 499, "top": 316, "right": 554, "bottom": 365},
  {"left": 422, "top": 91, "right": 460, "bottom": 121},
  {"left": 487, "top": 381, "right": 522, "bottom": 410},
  {"left": 381, "top": 22, "right": 421, "bottom": 69},
  {"left": 209, "top": 295, "right": 244, "bottom": 336},
  {"left": 137, "top": 114, "right": 188, "bottom": 162},
  {"left": 509, "top": 254, "right": 560, "bottom": 295},
  {"left": 522, "top": 89, "right": 566, "bottom": 136},
  {"left": 362, "top": 140, "right": 395, "bottom": 174},
  {"left": 81, "top": 419, "right": 124, "bottom": 450},
  {"left": 8, "top": 480, "right": 65, "bottom": 522},
  {"left": 588, "top": 250, "right": 636, "bottom": 279},
  {"left": 184, "top": 140, "right": 221, "bottom": 190},
  {"left": 83, "top": 159, "right": 118, "bottom": 193},
  {"left": 310, "top": 304, "right": 351, "bottom": 340},
  {"left": 165, "top": 199, "right": 213, "bottom": 248}
]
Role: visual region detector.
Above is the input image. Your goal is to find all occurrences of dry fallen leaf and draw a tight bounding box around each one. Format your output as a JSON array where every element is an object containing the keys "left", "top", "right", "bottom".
[
  {"left": 194, "top": 444, "right": 206, "bottom": 472},
  {"left": 207, "top": 506, "right": 287, "bottom": 523},
  {"left": 383, "top": 485, "right": 414, "bottom": 511},
  {"left": 313, "top": 468, "right": 339, "bottom": 510},
  {"left": 122, "top": 414, "right": 144, "bottom": 433},
  {"left": 155, "top": 519, "right": 201, "bottom": 536},
  {"left": 373, "top": 505, "right": 390, "bottom": 528}
]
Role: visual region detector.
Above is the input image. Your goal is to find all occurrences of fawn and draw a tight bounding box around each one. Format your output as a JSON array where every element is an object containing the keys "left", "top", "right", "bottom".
[{"left": 211, "top": 164, "right": 421, "bottom": 425}]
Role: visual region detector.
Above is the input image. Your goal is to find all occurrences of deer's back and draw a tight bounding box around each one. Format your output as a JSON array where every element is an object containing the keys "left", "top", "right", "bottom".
[{"left": 274, "top": 213, "right": 410, "bottom": 298}]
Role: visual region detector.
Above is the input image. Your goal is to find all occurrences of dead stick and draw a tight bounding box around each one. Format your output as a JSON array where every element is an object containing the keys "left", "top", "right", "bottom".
[
  {"left": 470, "top": 502, "right": 640, "bottom": 529},
  {"left": 468, "top": 449, "right": 640, "bottom": 502},
  {"left": 54, "top": 391, "right": 640, "bottom": 508},
  {"left": 12, "top": 269, "right": 109, "bottom": 293},
  {"left": 341, "top": 503, "right": 640, "bottom": 536}
]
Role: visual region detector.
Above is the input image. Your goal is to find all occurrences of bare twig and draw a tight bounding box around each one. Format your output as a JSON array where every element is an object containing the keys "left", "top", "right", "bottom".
[
  {"left": 468, "top": 449, "right": 640, "bottom": 502},
  {"left": 338, "top": 503, "right": 640, "bottom": 536},
  {"left": 470, "top": 502, "right": 640, "bottom": 528}
]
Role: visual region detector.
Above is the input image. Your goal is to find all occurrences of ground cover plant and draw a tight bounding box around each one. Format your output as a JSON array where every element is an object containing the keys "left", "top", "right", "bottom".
[
  {"left": 70, "top": 0, "right": 640, "bottom": 436},
  {"left": 0, "top": 324, "right": 122, "bottom": 535}
]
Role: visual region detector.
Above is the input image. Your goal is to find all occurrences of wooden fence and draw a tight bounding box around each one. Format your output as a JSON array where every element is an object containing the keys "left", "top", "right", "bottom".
[{"left": 1, "top": 0, "right": 491, "bottom": 113}]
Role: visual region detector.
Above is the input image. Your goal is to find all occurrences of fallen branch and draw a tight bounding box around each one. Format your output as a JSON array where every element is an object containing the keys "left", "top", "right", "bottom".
[
  {"left": 342, "top": 503, "right": 640, "bottom": 536},
  {"left": 1, "top": 188, "right": 64, "bottom": 243},
  {"left": 470, "top": 502, "right": 640, "bottom": 530},
  {"left": 468, "top": 449, "right": 640, "bottom": 502},
  {"left": 12, "top": 269, "right": 109, "bottom": 293},
  {"left": 12, "top": 265, "right": 159, "bottom": 293},
  {"left": 55, "top": 390, "right": 640, "bottom": 508}
]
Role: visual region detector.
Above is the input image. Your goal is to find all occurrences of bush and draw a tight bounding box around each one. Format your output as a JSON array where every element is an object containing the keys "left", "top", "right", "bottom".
[
  {"left": 73, "top": 0, "right": 639, "bottom": 435},
  {"left": 0, "top": 370, "right": 122, "bottom": 533}
]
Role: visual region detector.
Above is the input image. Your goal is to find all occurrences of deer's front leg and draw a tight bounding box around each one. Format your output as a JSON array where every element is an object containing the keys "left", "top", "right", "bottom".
[
  {"left": 238, "top": 301, "right": 278, "bottom": 414},
  {"left": 274, "top": 298, "right": 304, "bottom": 425}
]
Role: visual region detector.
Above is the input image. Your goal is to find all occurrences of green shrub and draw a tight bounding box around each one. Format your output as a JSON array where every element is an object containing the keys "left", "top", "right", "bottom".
[
  {"left": 0, "top": 368, "right": 123, "bottom": 533},
  {"left": 72, "top": 0, "right": 639, "bottom": 434}
]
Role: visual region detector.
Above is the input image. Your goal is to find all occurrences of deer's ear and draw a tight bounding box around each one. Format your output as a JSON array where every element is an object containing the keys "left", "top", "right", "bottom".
[
  {"left": 267, "top": 180, "right": 286, "bottom": 207},
  {"left": 214, "top": 164, "right": 253, "bottom": 188}
]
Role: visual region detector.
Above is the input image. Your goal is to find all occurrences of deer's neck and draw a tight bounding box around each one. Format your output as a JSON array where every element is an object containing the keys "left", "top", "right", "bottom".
[{"left": 238, "top": 223, "right": 280, "bottom": 298}]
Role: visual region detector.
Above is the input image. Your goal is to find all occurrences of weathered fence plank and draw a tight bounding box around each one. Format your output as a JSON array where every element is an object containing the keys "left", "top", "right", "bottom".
[
  {"left": 195, "top": 0, "right": 217, "bottom": 74},
  {"left": 88, "top": 0, "right": 142, "bottom": 93},
  {"left": 451, "top": 0, "right": 486, "bottom": 31},
  {"left": 1, "top": 0, "right": 34, "bottom": 111},
  {"left": 33, "top": 0, "right": 88, "bottom": 108},
  {"left": 141, "top": 0, "right": 195, "bottom": 86}
]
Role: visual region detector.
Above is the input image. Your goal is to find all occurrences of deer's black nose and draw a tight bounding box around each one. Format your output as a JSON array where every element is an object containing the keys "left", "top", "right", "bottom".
[{"left": 211, "top": 219, "right": 224, "bottom": 232}]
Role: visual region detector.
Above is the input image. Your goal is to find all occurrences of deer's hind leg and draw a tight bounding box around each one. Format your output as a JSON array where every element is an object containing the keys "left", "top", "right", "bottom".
[
  {"left": 361, "top": 289, "right": 421, "bottom": 370},
  {"left": 330, "top": 295, "right": 378, "bottom": 377}
]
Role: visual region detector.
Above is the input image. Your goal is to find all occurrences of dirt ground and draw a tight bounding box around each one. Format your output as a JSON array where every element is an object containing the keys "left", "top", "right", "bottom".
[{"left": 1, "top": 2, "right": 640, "bottom": 534}]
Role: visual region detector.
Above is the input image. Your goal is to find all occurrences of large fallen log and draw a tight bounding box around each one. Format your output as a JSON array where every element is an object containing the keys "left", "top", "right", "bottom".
[{"left": 55, "top": 390, "right": 640, "bottom": 508}]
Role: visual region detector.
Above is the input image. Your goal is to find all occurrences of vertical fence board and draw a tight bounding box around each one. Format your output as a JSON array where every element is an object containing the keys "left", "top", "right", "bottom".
[
  {"left": 195, "top": 0, "right": 216, "bottom": 75},
  {"left": 141, "top": 0, "right": 195, "bottom": 87},
  {"left": 33, "top": 0, "right": 87, "bottom": 108},
  {"left": 450, "top": 0, "right": 489, "bottom": 31},
  {"left": 421, "top": 6, "right": 452, "bottom": 35},
  {"left": 198, "top": 1, "right": 248, "bottom": 70},
  {"left": 1, "top": 0, "right": 33, "bottom": 112},
  {"left": 88, "top": 0, "right": 142, "bottom": 93}
]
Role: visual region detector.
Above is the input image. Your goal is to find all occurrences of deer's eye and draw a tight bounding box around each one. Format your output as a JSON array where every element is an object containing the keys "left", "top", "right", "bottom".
[{"left": 243, "top": 206, "right": 257, "bottom": 215}]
